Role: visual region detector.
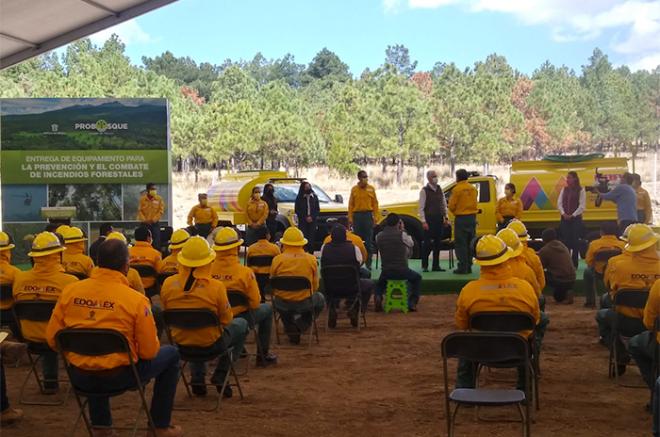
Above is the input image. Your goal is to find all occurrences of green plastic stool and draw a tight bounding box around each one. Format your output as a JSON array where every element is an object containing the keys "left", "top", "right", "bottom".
[{"left": 384, "top": 280, "right": 409, "bottom": 314}]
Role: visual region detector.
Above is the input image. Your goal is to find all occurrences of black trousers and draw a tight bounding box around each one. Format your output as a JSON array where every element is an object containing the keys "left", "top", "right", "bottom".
[
  {"left": 422, "top": 215, "right": 446, "bottom": 269},
  {"left": 298, "top": 219, "right": 316, "bottom": 254},
  {"left": 559, "top": 216, "right": 583, "bottom": 268}
]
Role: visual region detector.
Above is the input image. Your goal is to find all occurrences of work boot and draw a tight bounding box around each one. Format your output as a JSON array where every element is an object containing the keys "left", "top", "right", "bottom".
[
  {"left": 191, "top": 383, "right": 207, "bottom": 397},
  {"left": 432, "top": 265, "right": 445, "bottom": 272},
  {"left": 41, "top": 381, "right": 59, "bottom": 395},
  {"left": 256, "top": 352, "right": 278, "bottom": 367},
  {"left": 1, "top": 408, "right": 23, "bottom": 426},
  {"left": 564, "top": 291, "right": 574, "bottom": 305},
  {"left": 328, "top": 305, "right": 337, "bottom": 329},
  {"left": 348, "top": 307, "right": 359, "bottom": 327},
  {"left": 374, "top": 296, "right": 383, "bottom": 312},
  {"left": 145, "top": 425, "right": 183, "bottom": 437}
]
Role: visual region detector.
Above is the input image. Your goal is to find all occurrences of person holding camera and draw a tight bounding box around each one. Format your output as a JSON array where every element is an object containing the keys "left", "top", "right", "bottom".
[
  {"left": 597, "top": 172, "right": 638, "bottom": 235},
  {"left": 557, "top": 171, "right": 586, "bottom": 268}
]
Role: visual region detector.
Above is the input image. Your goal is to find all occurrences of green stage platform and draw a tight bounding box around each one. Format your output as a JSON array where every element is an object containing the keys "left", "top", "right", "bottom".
[{"left": 367, "top": 259, "right": 590, "bottom": 296}]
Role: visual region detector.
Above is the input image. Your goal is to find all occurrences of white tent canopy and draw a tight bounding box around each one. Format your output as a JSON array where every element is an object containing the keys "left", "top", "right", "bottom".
[{"left": 0, "top": 0, "right": 178, "bottom": 69}]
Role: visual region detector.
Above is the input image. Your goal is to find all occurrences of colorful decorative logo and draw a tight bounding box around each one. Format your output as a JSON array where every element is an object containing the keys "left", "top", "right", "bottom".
[{"left": 520, "top": 177, "right": 560, "bottom": 210}]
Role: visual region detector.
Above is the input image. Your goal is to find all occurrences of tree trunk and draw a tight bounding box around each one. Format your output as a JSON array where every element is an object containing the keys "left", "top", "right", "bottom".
[
  {"left": 381, "top": 157, "right": 387, "bottom": 174},
  {"left": 396, "top": 154, "right": 403, "bottom": 185},
  {"left": 449, "top": 138, "right": 456, "bottom": 176}
]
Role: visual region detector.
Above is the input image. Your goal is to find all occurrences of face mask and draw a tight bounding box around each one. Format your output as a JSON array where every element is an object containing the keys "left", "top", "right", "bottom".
[
  {"left": 200, "top": 199, "right": 208, "bottom": 206},
  {"left": 253, "top": 193, "right": 261, "bottom": 200},
  {"left": 505, "top": 189, "right": 512, "bottom": 196},
  {"left": 149, "top": 189, "right": 157, "bottom": 196},
  {"left": 431, "top": 177, "right": 438, "bottom": 184}
]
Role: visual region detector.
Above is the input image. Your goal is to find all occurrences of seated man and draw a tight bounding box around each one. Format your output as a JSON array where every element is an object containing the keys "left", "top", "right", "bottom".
[
  {"left": 13, "top": 232, "right": 79, "bottom": 394},
  {"left": 187, "top": 193, "right": 218, "bottom": 238},
  {"left": 455, "top": 234, "right": 541, "bottom": 388},
  {"left": 0, "top": 231, "right": 21, "bottom": 335},
  {"left": 61, "top": 226, "right": 95, "bottom": 278},
  {"left": 374, "top": 213, "right": 421, "bottom": 312},
  {"left": 89, "top": 223, "right": 113, "bottom": 263},
  {"left": 46, "top": 239, "right": 182, "bottom": 437},
  {"left": 270, "top": 227, "right": 325, "bottom": 344},
  {"left": 129, "top": 226, "right": 163, "bottom": 294},
  {"left": 323, "top": 216, "right": 369, "bottom": 278},
  {"left": 320, "top": 224, "right": 374, "bottom": 327},
  {"left": 583, "top": 222, "right": 625, "bottom": 308},
  {"left": 629, "top": 280, "right": 660, "bottom": 393},
  {"left": 160, "top": 229, "right": 190, "bottom": 274},
  {"left": 246, "top": 226, "right": 281, "bottom": 302},
  {"left": 105, "top": 232, "right": 145, "bottom": 294},
  {"left": 160, "top": 236, "right": 248, "bottom": 398},
  {"left": 211, "top": 227, "right": 277, "bottom": 366},
  {"left": 507, "top": 220, "right": 545, "bottom": 291},
  {"left": 596, "top": 224, "right": 660, "bottom": 374},
  {"left": 537, "top": 228, "right": 576, "bottom": 303}
]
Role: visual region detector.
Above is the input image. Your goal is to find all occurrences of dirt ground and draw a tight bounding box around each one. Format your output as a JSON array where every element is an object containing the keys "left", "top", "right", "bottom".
[{"left": 3, "top": 294, "right": 654, "bottom": 437}]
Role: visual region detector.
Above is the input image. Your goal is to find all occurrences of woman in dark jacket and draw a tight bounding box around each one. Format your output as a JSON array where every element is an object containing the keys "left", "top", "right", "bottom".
[
  {"left": 262, "top": 183, "right": 278, "bottom": 241},
  {"left": 294, "top": 181, "right": 320, "bottom": 254}
]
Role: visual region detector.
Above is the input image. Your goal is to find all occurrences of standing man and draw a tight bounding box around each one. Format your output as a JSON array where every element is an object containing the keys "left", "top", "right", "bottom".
[
  {"left": 349, "top": 170, "right": 379, "bottom": 270},
  {"left": 448, "top": 169, "right": 478, "bottom": 274},
  {"left": 187, "top": 193, "right": 218, "bottom": 238},
  {"left": 597, "top": 172, "right": 638, "bottom": 235},
  {"left": 632, "top": 174, "right": 653, "bottom": 224},
  {"left": 138, "top": 182, "right": 165, "bottom": 250},
  {"left": 419, "top": 169, "right": 448, "bottom": 272}
]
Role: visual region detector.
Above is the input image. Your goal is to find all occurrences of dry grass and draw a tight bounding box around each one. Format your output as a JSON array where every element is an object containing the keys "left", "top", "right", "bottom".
[{"left": 172, "top": 153, "right": 660, "bottom": 229}]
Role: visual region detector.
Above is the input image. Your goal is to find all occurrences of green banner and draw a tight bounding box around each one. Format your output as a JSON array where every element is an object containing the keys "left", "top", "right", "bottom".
[{"left": 0, "top": 150, "right": 168, "bottom": 184}]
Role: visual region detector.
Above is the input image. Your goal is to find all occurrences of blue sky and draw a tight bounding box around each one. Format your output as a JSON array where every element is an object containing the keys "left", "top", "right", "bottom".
[{"left": 87, "top": 0, "right": 660, "bottom": 75}]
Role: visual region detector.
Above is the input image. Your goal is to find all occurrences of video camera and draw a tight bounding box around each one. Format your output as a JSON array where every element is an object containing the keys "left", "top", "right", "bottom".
[{"left": 584, "top": 168, "right": 611, "bottom": 206}]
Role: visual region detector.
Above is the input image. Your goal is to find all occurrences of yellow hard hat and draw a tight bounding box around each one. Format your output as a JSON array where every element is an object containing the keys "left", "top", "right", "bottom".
[
  {"left": 169, "top": 229, "right": 191, "bottom": 250},
  {"left": 177, "top": 236, "right": 216, "bottom": 267},
  {"left": 474, "top": 235, "right": 512, "bottom": 266},
  {"left": 496, "top": 228, "right": 524, "bottom": 257},
  {"left": 280, "top": 227, "right": 307, "bottom": 247},
  {"left": 212, "top": 227, "right": 244, "bottom": 251},
  {"left": 0, "top": 231, "right": 15, "bottom": 251},
  {"left": 624, "top": 224, "right": 660, "bottom": 252},
  {"left": 506, "top": 220, "right": 529, "bottom": 241},
  {"left": 55, "top": 225, "right": 71, "bottom": 235},
  {"left": 62, "top": 226, "right": 87, "bottom": 244},
  {"left": 106, "top": 231, "right": 128, "bottom": 244},
  {"left": 28, "top": 232, "right": 66, "bottom": 257}
]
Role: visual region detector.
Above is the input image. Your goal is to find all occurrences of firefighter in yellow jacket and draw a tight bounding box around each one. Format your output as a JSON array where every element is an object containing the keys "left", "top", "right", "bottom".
[
  {"left": 211, "top": 228, "right": 277, "bottom": 366},
  {"left": 129, "top": 225, "right": 163, "bottom": 295},
  {"left": 160, "top": 236, "right": 248, "bottom": 398},
  {"left": 246, "top": 226, "right": 280, "bottom": 301},
  {"left": 13, "top": 232, "right": 79, "bottom": 394},
  {"left": 187, "top": 193, "right": 218, "bottom": 238},
  {"left": 495, "top": 183, "right": 523, "bottom": 230},
  {"left": 583, "top": 221, "right": 626, "bottom": 308},
  {"left": 348, "top": 170, "right": 379, "bottom": 269},
  {"left": 46, "top": 238, "right": 183, "bottom": 437},
  {"left": 137, "top": 182, "right": 165, "bottom": 250},
  {"left": 596, "top": 224, "right": 660, "bottom": 375},
  {"left": 630, "top": 279, "right": 660, "bottom": 390},
  {"left": 496, "top": 229, "right": 541, "bottom": 295},
  {"left": 161, "top": 229, "right": 190, "bottom": 274},
  {"left": 61, "top": 226, "right": 94, "bottom": 278},
  {"left": 455, "top": 234, "right": 541, "bottom": 388},
  {"left": 448, "top": 169, "right": 478, "bottom": 274},
  {"left": 245, "top": 186, "right": 269, "bottom": 246},
  {"left": 0, "top": 231, "right": 21, "bottom": 334},
  {"left": 507, "top": 220, "right": 546, "bottom": 291},
  {"left": 270, "top": 227, "right": 325, "bottom": 344}
]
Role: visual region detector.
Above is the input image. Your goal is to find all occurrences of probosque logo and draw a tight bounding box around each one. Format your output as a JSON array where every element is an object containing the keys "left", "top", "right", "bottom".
[{"left": 74, "top": 119, "right": 128, "bottom": 133}]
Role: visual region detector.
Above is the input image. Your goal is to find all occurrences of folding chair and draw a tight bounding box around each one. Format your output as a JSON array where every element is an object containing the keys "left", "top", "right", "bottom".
[
  {"left": 226, "top": 290, "right": 263, "bottom": 373},
  {"left": 12, "top": 300, "right": 69, "bottom": 406},
  {"left": 468, "top": 312, "right": 539, "bottom": 411},
  {"left": 131, "top": 264, "right": 159, "bottom": 298},
  {"left": 441, "top": 331, "right": 531, "bottom": 437},
  {"left": 247, "top": 255, "right": 275, "bottom": 301},
  {"left": 270, "top": 276, "right": 319, "bottom": 347},
  {"left": 55, "top": 328, "right": 156, "bottom": 437},
  {"left": 608, "top": 288, "right": 649, "bottom": 386},
  {"left": 439, "top": 239, "right": 455, "bottom": 270},
  {"left": 162, "top": 308, "right": 243, "bottom": 412},
  {"left": 321, "top": 264, "right": 367, "bottom": 331}
]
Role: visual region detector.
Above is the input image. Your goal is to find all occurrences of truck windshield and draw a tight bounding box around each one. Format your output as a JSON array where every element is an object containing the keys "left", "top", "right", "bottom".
[{"left": 271, "top": 184, "right": 333, "bottom": 203}]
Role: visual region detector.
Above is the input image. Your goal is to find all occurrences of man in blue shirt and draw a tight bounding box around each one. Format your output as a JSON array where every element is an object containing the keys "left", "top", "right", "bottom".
[{"left": 598, "top": 172, "right": 638, "bottom": 235}]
